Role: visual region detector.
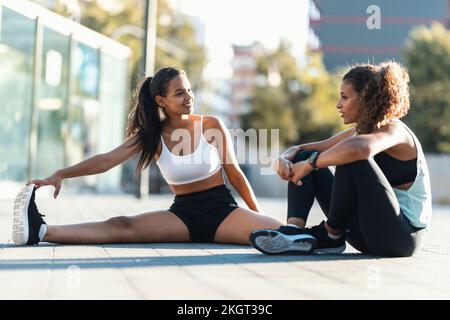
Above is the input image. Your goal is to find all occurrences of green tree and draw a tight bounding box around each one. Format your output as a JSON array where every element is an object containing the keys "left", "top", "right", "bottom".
[
  {"left": 241, "top": 41, "right": 302, "bottom": 145},
  {"left": 48, "top": 0, "right": 207, "bottom": 91},
  {"left": 155, "top": 2, "right": 207, "bottom": 90},
  {"left": 403, "top": 22, "right": 450, "bottom": 153},
  {"left": 296, "top": 50, "right": 345, "bottom": 142},
  {"left": 244, "top": 85, "right": 299, "bottom": 146},
  {"left": 242, "top": 42, "right": 343, "bottom": 147}
]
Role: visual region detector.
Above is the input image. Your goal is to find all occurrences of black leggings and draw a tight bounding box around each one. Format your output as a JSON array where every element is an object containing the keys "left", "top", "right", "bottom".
[{"left": 288, "top": 150, "right": 425, "bottom": 257}]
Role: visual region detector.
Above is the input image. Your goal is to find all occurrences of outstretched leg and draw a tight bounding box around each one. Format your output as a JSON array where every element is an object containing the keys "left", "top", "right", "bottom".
[
  {"left": 13, "top": 184, "right": 190, "bottom": 245},
  {"left": 43, "top": 210, "right": 190, "bottom": 244}
]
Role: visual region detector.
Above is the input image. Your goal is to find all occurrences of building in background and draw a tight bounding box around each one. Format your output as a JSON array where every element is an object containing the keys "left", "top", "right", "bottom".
[
  {"left": 229, "top": 43, "right": 263, "bottom": 128},
  {"left": 309, "top": 0, "right": 450, "bottom": 70},
  {"left": 199, "top": 79, "right": 232, "bottom": 125},
  {"left": 0, "top": 0, "right": 131, "bottom": 195}
]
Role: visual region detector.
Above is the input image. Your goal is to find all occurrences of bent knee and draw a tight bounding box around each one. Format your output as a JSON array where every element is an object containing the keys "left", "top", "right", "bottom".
[
  {"left": 106, "top": 216, "right": 134, "bottom": 233},
  {"left": 293, "top": 150, "right": 317, "bottom": 164},
  {"left": 336, "top": 158, "right": 374, "bottom": 171}
]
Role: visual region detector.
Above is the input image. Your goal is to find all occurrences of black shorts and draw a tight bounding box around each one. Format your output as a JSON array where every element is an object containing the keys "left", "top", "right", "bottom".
[{"left": 168, "top": 184, "right": 239, "bottom": 243}]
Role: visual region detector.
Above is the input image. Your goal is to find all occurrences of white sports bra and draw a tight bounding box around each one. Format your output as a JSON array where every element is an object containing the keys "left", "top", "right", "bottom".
[{"left": 156, "top": 116, "right": 222, "bottom": 185}]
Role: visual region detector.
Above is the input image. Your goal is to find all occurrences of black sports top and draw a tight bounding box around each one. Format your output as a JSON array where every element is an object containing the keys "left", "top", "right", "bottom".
[{"left": 374, "top": 152, "right": 417, "bottom": 186}]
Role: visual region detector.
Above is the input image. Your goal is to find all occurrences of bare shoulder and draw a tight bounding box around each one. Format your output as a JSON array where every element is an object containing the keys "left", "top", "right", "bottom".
[
  {"left": 202, "top": 115, "right": 226, "bottom": 131},
  {"left": 201, "top": 115, "right": 229, "bottom": 147},
  {"left": 379, "top": 120, "right": 416, "bottom": 155},
  {"left": 393, "top": 120, "right": 416, "bottom": 148},
  {"left": 373, "top": 120, "right": 403, "bottom": 136}
]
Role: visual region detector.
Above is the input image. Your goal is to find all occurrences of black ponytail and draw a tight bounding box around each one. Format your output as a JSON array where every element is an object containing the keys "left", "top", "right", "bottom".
[{"left": 125, "top": 67, "right": 185, "bottom": 173}]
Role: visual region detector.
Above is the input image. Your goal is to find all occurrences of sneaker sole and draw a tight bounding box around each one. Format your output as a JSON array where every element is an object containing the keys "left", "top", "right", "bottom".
[
  {"left": 313, "top": 244, "right": 346, "bottom": 255},
  {"left": 249, "top": 230, "right": 317, "bottom": 255},
  {"left": 12, "top": 184, "right": 35, "bottom": 245}
]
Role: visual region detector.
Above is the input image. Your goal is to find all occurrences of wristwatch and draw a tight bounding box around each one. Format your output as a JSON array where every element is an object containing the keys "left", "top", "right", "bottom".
[{"left": 308, "top": 151, "right": 320, "bottom": 170}]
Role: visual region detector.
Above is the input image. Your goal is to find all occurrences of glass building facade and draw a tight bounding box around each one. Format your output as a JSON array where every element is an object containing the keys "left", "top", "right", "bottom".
[{"left": 0, "top": 0, "right": 131, "bottom": 192}]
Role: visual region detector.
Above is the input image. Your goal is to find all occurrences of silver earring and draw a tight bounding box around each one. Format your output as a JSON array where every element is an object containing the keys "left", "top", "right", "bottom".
[{"left": 158, "top": 107, "right": 166, "bottom": 121}]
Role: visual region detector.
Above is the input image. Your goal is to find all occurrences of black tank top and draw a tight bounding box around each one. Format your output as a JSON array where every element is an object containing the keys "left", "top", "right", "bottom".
[{"left": 374, "top": 152, "right": 417, "bottom": 186}]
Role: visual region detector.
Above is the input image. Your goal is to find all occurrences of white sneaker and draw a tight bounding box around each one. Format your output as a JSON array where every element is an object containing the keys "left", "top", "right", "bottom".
[
  {"left": 12, "top": 184, "right": 47, "bottom": 245},
  {"left": 249, "top": 225, "right": 317, "bottom": 255}
]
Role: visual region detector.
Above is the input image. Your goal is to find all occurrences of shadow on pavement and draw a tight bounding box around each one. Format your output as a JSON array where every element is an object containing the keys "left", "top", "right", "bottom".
[{"left": 0, "top": 243, "right": 383, "bottom": 270}]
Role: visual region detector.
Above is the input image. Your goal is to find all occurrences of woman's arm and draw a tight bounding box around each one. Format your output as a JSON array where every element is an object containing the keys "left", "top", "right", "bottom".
[
  {"left": 273, "top": 127, "right": 356, "bottom": 180},
  {"left": 290, "top": 123, "right": 406, "bottom": 185},
  {"left": 57, "top": 135, "right": 140, "bottom": 179},
  {"left": 205, "top": 116, "right": 264, "bottom": 213},
  {"left": 28, "top": 135, "right": 140, "bottom": 198},
  {"left": 315, "top": 123, "right": 405, "bottom": 168},
  {"left": 282, "top": 127, "right": 356, "bottom": 161}
]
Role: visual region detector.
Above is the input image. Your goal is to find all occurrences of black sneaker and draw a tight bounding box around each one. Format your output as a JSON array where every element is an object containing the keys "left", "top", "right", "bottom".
[
  {"left": 12, "top": 184, "right": 47, "bottom": 245},
  {"left": 304, "top": 221, "right": 346, "bottom": 254},
  {"left": 249, "top": 225, "right": 317, "bottom": 255}
]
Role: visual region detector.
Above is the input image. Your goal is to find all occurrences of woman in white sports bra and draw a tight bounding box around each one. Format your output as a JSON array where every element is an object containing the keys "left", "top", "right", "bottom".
[{"left": 13, "top": 67, "right": 282, "bottom": 246}]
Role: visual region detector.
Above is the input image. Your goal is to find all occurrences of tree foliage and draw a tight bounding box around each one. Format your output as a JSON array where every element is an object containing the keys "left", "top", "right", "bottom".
[
  {"left": 49, "top": 0, "right": 207, "bottom": 91},
  {"left": 403, "top": 23, "right": 450, "bottom": 153},
  {"left": 242, "top": 42, "right": 344, "bottom": 147}
]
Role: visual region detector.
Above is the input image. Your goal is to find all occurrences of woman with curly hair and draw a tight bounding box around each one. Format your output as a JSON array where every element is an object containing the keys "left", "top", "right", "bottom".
[{"left": 250, "top": 61, "right": 432, "bottom": 257}]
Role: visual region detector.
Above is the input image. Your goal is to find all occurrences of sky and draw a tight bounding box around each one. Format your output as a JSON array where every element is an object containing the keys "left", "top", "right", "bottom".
[{"left": 171, "top": 0, "right": 310, "bottom": 79}]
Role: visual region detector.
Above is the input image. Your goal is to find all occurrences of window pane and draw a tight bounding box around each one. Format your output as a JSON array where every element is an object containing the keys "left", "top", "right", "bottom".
[
  {"left": 0, "top": 7, "right": 35, "bottom": 181},
  {"left": 34, "top": 26, "right": 71, "bottom": 177},
  {"left": 96, "top": 53, "right": 128, "bottom": 192},
  {"left": 73, "top": 43, "right": 99, "bottom": 99}
]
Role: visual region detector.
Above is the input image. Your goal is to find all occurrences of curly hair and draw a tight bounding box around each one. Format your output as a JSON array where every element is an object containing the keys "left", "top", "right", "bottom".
[{"left": 342, "top": 61, "right": 410, "bottom": 134}]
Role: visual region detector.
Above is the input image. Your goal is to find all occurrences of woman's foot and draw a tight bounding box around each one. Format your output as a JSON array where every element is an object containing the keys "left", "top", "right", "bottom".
[
  {"left": 305, "top": 221, "right": 346, "bottom": 254},
  {"left": 12, "top": 184, "right": 47, "bottom": 245},
  {"left": 249, "top": 221, "right": 346, "bottom": 255},
  {"left": 249, "top": 225, "right": 317, "bottom": 255}
]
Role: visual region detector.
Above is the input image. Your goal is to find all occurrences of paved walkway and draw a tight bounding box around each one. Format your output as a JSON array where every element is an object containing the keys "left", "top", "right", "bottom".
[{"left": 0, "top": 190, "right": 449, "bottom": 299}]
